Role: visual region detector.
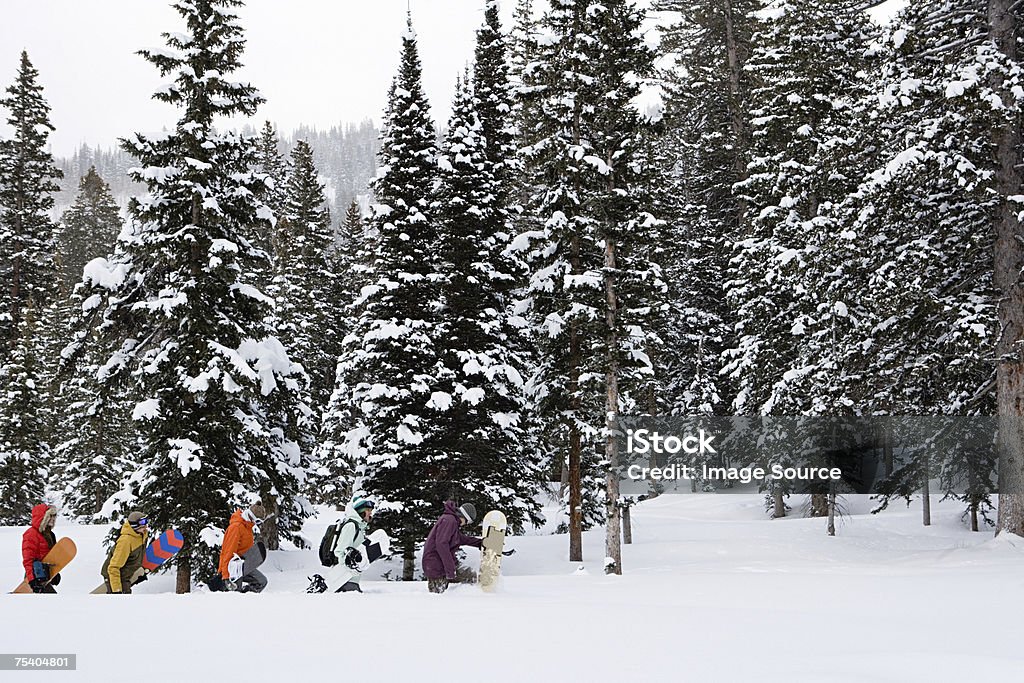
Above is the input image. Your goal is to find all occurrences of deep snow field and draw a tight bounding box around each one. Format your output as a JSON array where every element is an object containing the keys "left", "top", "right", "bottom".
[{"left": 2, "top": 493, "right": 1023, "bottom": 682}]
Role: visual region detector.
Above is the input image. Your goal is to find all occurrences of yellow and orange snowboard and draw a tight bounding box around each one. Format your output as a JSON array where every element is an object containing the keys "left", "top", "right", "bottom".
[{"left": 11, "top": 538, "right": 77, "bottom": 594}]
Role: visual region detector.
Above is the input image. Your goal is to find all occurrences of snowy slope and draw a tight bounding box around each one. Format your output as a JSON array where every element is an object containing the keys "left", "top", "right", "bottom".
[{"left": 2, "top": 495, "right": 1023, "bottom": 682}]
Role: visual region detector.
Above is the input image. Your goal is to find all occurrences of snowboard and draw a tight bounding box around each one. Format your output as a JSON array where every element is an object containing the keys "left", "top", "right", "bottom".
[
  {"left": 90, "top": 529, "right": 184, "bottom": 594},
  {"left": 479, "top": 510, "right": 507, "bottom": 593},
  {"left": 326, "top": 529, "right": 391, "bottom": 590},
  {"left": 207, "top": 541, "right": 266, "bottom": 591},
  {"left": 11, "top": 537, "right": 77, "bottom": 594}
]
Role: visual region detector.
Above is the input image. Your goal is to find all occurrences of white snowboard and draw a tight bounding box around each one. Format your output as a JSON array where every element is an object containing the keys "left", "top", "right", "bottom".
[
  {"left": 328, "top": 529, "right": 391, "bottom": 590},
  {"left": 479, "top": 510, "right": 507, "bottom": 593}
]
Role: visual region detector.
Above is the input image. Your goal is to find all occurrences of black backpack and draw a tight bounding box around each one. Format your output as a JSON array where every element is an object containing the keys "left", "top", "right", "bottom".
[{"left": 318, "top": 519, "right": 355, "bottom": 567}]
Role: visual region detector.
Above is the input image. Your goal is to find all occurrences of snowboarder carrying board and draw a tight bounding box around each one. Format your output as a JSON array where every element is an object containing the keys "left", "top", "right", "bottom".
[
  {"left": 100, "top": 511, "right": 150, "bottom": 594},
  {"left": 21, "top": 504, "right": 62, "bottom": 594},
  {"left": 212, "top": 503, "right": 268, "bottom": 593},
  {"left": 422, "top": 501, "right": 481, "bottom": 594},
  {"left": 308, "top": 496, "right": 377, "bottom": 593}
]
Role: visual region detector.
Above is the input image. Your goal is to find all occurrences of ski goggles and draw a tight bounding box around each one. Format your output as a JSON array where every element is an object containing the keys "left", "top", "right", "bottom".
[{"left": 131, "top": 517, "right": 149, "bottom": 528}]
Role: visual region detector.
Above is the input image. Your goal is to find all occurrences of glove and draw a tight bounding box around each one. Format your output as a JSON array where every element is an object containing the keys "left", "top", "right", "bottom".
[
  {"left": 50, "top": 572, "right": 61, "bottom": 586},
  {"left": 32, "top": 560, "right": 49, "bottom": 582},
  {"left": 344, "top": 548, "right": 363, "bottom": 570}
]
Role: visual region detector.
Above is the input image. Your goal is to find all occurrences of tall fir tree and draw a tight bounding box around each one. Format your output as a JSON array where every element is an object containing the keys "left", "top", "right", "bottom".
[
  {"left": 274, "top": 139, "right": 335, "bottom": 411},
  {"left": 855, "top": 1, "right": 1002, "bottom": 527},
  {"left": 519, "top": 0, "right": 664, "bottom": 563},
  {"left": 0, "top": 51, "right": 63, "bottom": 340},
  {"left": 252, "top": 121, "right": 288, "bottom": 293},
  {"left": 55, "top": 167, "right": 122, "bottom": 295},
  {"left": 0, "top": 305, "right": 48, "bottom": 524},
  {"left": 322, "top": 16, "right": 445, "bottom": 578},
  {"left": 0, "top": 51, "right": 63, "bottom": 522},
  {"left": 431, "top": 72, "right": 543, "bottom": 533},
  {"left": 75, "top": 0, "right": 313, "bottom": 590},
  {"left": 652, "top": 0, "right": 759, "bottom": 421},
  {"left": 725, "top": 0, "right": 877, "bottom": 418}
]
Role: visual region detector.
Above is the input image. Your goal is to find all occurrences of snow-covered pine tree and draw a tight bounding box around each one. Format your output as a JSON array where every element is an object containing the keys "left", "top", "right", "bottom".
[
  {"left": 333, "top": 198, "right": 366, "bottom": 327},
  {"left": 722, "top": 1, "right": 879, "bottom": 522},
  {"left": 79, "top": 0, "right": 313, "bottom": 590},
  {"left": 0, "top": 50, "right": 63, "bottom": 522},
  {"left": 252, "top": 121, "right": 287, "bottom": 292},
  {"left": 53, "top": 263, "right": 137, "bottom": 522},
  {"left": 651, "top": 0, "right": 759, "bottom": 421},
  {"left": 431, "top": 73, "right": 543, "bottom": 533},
  {"left": 49, "top": 167, "right": 126, "bottom": 491},
  {"left": 519, "top": 0, "right": 664, "bottom": 563},
  {"left": 55, "top": 167, "right": 122, "bottom": 295},
  {"left": 726, "top": 0, "right": 876, "bottom": 421},
  {"left": 274, "top": 139, "right": 335, "bottom": 411},
  {"left": 581, "top": 0, "right": 666, "bottom": 573},
  {"left": 0, "top": 51, "right": 63, "bottom": 341},
  {"left": 848, "top": 2, "right": 1002, "bottom": 527},
  {"left": 323, "top": 15, "right": 444, "bottom": 578},
  {"left": 0, "top": 304, "right": 48, "bottom": 524},
  {"left": 310, "top": 199, "right": 366, "bottom": 509},
  {"left": 519, "top": 0, "right": 609, "bottom": 561}
]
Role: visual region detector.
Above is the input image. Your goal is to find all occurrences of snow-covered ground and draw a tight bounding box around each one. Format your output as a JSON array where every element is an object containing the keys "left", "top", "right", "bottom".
[{"left": 2, "top": 495, "right": 1022, "bottom": 682}]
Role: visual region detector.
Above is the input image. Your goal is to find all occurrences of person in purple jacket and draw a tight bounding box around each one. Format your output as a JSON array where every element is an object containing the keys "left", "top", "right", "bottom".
[{"left": 422, "top": 501, "right": 482, "bottom": 593}]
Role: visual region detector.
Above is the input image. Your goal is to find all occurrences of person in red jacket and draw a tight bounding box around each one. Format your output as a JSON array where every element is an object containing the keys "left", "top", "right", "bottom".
[
  {"left": 22, "top": 503, "right": 60, "bottom": 594},
  {"left": 214, "top": 502, "right": 267, "bottom": 593}
]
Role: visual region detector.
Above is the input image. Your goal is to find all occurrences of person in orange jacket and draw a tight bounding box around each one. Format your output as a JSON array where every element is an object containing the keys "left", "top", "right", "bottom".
[{"left": 215, "top": 502, "right": 267, "bottom": 593}]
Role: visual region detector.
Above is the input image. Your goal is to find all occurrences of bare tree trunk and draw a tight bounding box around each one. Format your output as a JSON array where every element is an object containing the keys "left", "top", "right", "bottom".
[
  {"left": 568, "top": 425, "right": 583, "bottom": 562},
  {"left": 604, "top": 237, "right": 621, "bottom": 575},
  {"left": 723, "top": 0, "right": 748, "bottom": 223},
  {"left": 568, "top": 230, "right": 583, "bottom": 562},
  {"left": 10, "top": 255, "right": 21, "bottom": 329},
  {"left": 176, "top": 558, "right": 190, "bottom": 594},
  {"left": 883, "top": 423, "right": 894, "bottom": 478},
  {"left": 990, "top": 0, "right": 1024, "bottom": 537},
  {"left": 772, "top": 489, "right": 786, "bottom": 518},
  {"left": 262, "top": 491, "right": 280, "bottom": 551},
  {"left": 922, "top": 461, "right": 931, "bottom": 527},
  {"left": 622, "top": 504, "right": 632, "bottom": 545},
  {"left": 810, "top": 494, "right": 828, "bottom": 517},
  {"left": 971, "top": 502, "right": 979, "bottom": 532},
  {"left": 402, "top": 541, "right": 415, "bottom": 581},
  {"left": 559, "top": 453, "right": 569, "bottom": 501},
  {"left": 827, "top": 487, "right": 836, "bottom": 537}
]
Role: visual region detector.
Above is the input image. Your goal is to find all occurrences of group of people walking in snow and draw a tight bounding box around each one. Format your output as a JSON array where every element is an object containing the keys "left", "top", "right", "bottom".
[
  {"left": 18, "top": 497, "right": 485, "bottom": 595},
  {"left": 21, "top": 503, "right": 150, "bottom": 594}
]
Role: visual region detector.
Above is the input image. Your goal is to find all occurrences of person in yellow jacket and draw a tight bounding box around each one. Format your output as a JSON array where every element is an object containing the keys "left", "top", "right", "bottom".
[{"left": 101, "top": 511, "right": 150, "bottom": 594}]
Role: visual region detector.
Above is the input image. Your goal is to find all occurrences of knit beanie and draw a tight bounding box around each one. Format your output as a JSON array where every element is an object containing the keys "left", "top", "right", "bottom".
[
  {"left": 127, "top": 511, "right": 148, "bottom": 529},
  {"left": 458, "top": 503, "right": 477, "bottom": 523}
]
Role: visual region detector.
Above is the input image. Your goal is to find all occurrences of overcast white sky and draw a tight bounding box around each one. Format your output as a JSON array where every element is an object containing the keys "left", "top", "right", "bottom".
[
  {"left": 0, "top": 0, "right": 906, "bottom": 158},
  {"left": 0, "top": 0, "right": 517, "bottom": 156}
]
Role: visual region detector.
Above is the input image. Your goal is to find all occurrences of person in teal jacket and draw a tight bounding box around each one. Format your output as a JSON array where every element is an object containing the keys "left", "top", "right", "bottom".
[{"left": 308, "top": 496, "right": 374, "bottom": 593}]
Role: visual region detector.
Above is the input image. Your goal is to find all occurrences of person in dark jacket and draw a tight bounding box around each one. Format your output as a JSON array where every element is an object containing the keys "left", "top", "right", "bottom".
[
  {"left": 422, "top": 501, "right": 481, "bottom": 593},
  {"left": 101, "top": 511, "right": 150, "bottom": 594},
  {"left": 22, "top": 503, "right": 59, "bottom": 594}
]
